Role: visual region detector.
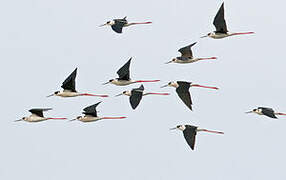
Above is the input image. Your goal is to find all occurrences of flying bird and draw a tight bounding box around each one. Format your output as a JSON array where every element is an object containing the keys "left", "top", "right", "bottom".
[
  {"left": 166, "top": 42, "right": 217, "bottom": 64},
  {"left": 115, "top": 84, "right": 169, "bottom": 109},
  {"left": 47, "top": 68, "right": 108, "bottom": 98},
  {"left": 103, "top": 57, "right": 160, "bottom": 86},
  {"left": 170, "top": 124, "right": 224, "bottom": 150},
  {"left": 71, "top": 102, "right": 127, "bottom": 122},
  {"left": 201, "top": 2, "right": 254, "bottom": 39},
  {"left": 99, "top": 16, "right": 152, "bottom": 33},
  {"left": 246, "top": 107, "right": 286, "bottom": 119},
  {"left": 161, "top": 81, "right": 218, "bottom": 110},
  {"left": 15, "top": 108, "right": 67, "bottom": 122}
]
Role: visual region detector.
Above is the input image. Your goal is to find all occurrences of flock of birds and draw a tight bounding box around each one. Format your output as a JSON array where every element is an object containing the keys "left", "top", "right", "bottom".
[{"left": 16, "top": 2, "right": 286, "bottom": 150}]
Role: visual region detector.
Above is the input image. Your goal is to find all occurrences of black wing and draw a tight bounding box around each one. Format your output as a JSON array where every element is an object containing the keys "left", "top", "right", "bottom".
[
  {"left": 259, "top": 107, "right": 277, "bottom": 119},
  {"left": 176, "top": 81, "right": 192, "bottom": 110},
  {"left": 183, "top": 125, "right": 197, "bottom": 150},
  {"left": 83, "top": 102, "right": 101, "bottom": 117},
  {"left": 117, "top": 58, "right": 131, "bottom": 80},
  {"left": 178, "top": 42, "right": 196, "bottom": 58},
  {"left": 61, "top": 68, "right": 77, "bottom": 92},
  {"left": 29, "top": 108, "right": 52, "bottom": 117},
  {"left": 213, "top": 3, "right": 228, "bottom": 33},
  {"left": 112, "top": 17, "right": 127, "bottom": 33},
  {"left": 129, "top": 85, "right": 144, "bottom": 109}
]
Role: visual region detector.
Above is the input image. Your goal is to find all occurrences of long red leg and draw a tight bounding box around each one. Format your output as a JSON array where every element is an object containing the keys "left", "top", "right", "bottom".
[
  {"left": 135, "top": 80, "right": 160, "bottom": 83},
  {"left": 80, "top": 93, "right": 108, "bottom": 97},
  {"left": 201, "top": 129, "right": 224, "bottom": 134},
  {"left": 191, "top": 84, "right": 219, "bottom": 90}
]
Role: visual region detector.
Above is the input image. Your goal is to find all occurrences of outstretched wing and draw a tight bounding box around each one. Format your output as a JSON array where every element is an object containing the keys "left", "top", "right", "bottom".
[
  {"left": 112, "top": 17, "right": 127, "bottom": 33},
  {"left": 29, "top": 108, "right": 52, "bottom": 117},
  {"left": 117, "top": 58, "right": 131, "bottom": 80},
  {"left": 83, "top": 102, "right": 101, "bottom": 117},
  {"left": 213, "top": 3, "right": 228, "bottom": 33},
  {"left": 259, "top": 107, "right": 277, "bottom": 119},
  {"left": 178, "top": 42, "right": 196, "bottom": 58},
  {"left": 183, "top": 126, "right": 197, "bottom": 150},
  {"left": 129, "top": 85, "right": 144, "bottom": 109},
  {"left": 61, "top": 68, "right": 77, "bottom": 92},
  {"left": 176, "top": 81, "right": 192, "bottom": 110}
]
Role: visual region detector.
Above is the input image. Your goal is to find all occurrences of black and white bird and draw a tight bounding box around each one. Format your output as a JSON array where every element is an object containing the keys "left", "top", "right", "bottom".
[
  {"left": 115, "top": 84, "right": 169, "bottom": 109},
  {"left": 166, "top": 42, "right": 217, "bottom": 64},
  {"left": 71, "top": 102, "right": 127, "bottom": 122},
  {"left": 103, "top": 57, "right": 160, "bottom": 86},
  {"left": 99, "top": 16, "right": 152, "bottom": 33},
  {"left": 170, "top": 124, "right": 224, "bottom": 150},
  {"left": 201, "top": 3, "right": 254, "bottom": 39},
  {"left": 161, "top": 81, "right": 218, "bottom": 110},
  {"left": 246, "top": 107, "right": 286, "bottom": 119},
  {"left": 47, "top": 68, "right": 108, "bottom": 98},
  {"left": 15, "top": 108, "right": 67, "bottom": 122}
]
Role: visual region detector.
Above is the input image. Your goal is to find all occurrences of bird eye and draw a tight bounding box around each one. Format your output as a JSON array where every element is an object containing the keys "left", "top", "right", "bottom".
[
  {"left": 107, "top": 21, "right": 110, "bottom": 24},
  {"left": 176, "top": 125, "right": 180, "bottom": 128},
  {"left": 54, "top": 91, "right": 59, "bottom": 94},
  {"left": 109, "top": 79, "right": 113, "bottom": 82},
  {"left": 123, "top": 91, "right": 126, "bottom": 93},
  {"left": 168, "top": 82, "right": 171, "bottom": 85}
]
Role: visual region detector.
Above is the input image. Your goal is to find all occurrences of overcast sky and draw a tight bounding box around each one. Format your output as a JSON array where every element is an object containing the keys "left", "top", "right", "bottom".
[{"left": 1, "top": 0, "right": 286, "bottom": 179}]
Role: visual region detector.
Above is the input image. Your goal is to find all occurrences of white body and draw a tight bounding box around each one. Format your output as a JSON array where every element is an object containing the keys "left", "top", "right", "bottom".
[
  {"left": 208, "top": 32, "right": 230, "bottom": 39},
  {"left": 22, "top": 115, "right": 48, "bottom": 122},
  {"left": 56, "top": 91, "right": 80, "bottom": 97},
  {"left": 76, "top": 115, "right": 102, "bottom": 122},
  {"left": 173, "top": 58, "right": 200, "bottom": 64},
  {"left": 111, "top": 79, "right": 136, "bottom": 86}
]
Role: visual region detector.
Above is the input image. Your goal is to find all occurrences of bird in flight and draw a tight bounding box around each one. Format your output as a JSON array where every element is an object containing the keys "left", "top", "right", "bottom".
[
  {"left": 99, "top": 16, "right": 152, "bottom": 33},
  {"left": 201, "top": 2, "right": 254, "bottom": 39},
  {"left": 115, "top": 84, "right": 169, "bottom": 109},
  {"left": 246, "top": 107, "right": 286, "bottom": 119},
  {"left": 15, "top": 108, "right": 67, "bottom": 122},
  {"left": 71, "top": 102, "right": 127, "bottom": 122},
  {"left": 161, "top": 81, "right": 218, "bottom": 110},
  {"left": 166, "top": 42, "right": 217, "bottom": 64},
  {"left": 47, "top": 68, "right": 108, "bottom": 98},
  {"left": 103, "top": 57, "right": 160, "bottom": 86},
  {"left": 170, "top": 124, "right": 224, "bottom": 150}
]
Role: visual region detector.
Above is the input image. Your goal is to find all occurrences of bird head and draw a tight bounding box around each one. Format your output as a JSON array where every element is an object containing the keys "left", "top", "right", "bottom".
[
  {"left": 165, "top": 58, "right": 176, "bottom": 64},
  {"left": 47, "top": 91, "right": 60, "bottom": 97},
  {"left": 70, "top": 116, "right": 82, "bottom": 121},
  {"left": 161, "top": 81, "right": 178, "bottom": 88},
  {"left": 170, "top": 125, "right": 186, "bottom": 131},
  {"left": 201, "top": 32, "right": 213, "bottom": 38},
  {"left": 99, "top": 20, "right": 115, "bottom": 27},
  {"left": 15, "top": 117, "right": 26, "bottom": 122},
  {"left": 102, "top": 79, "right": 114, "bottom": 85},
  {"left": 245, "top": 108, "right": 259, "bottom": 114}
]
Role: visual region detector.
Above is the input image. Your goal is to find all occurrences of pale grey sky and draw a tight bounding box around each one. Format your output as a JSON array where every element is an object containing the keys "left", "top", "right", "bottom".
[{"left": 1, "top": 0, "right": 286, "bottom": 179}]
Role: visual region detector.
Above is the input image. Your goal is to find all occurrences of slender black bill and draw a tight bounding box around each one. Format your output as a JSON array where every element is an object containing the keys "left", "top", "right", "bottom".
[
  {"left": 115, "top": 93, "right": 123, "bottom": 97},
  {"left": 14, "top": 119, "right": 22, "bottom": 122},
  {"left": 161, "top": 85, "right": 168, "bottom": 88},
  {"left": 99, "top": 23, "right": 107, "bottom": 27},
  {"left": 165, "top": 60, "right": 173, "bottom": 64},
  {"left": 46, "top": 94, "right": 54, "bottom": 97},
  {"left": 102, "top": 82, "right": 110, "bottom": 85},
  {"left": 245, "top": 111, "right": 253, "bottom": 113},
  {"left": 69, "top": 119, "right": 77, "bottom": 121},
  {"left": 170, "top": 127, "right": 177, "bottom": 130},
  {"left": 200, "top": 35, "right": 208, "bottom": 38}
]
